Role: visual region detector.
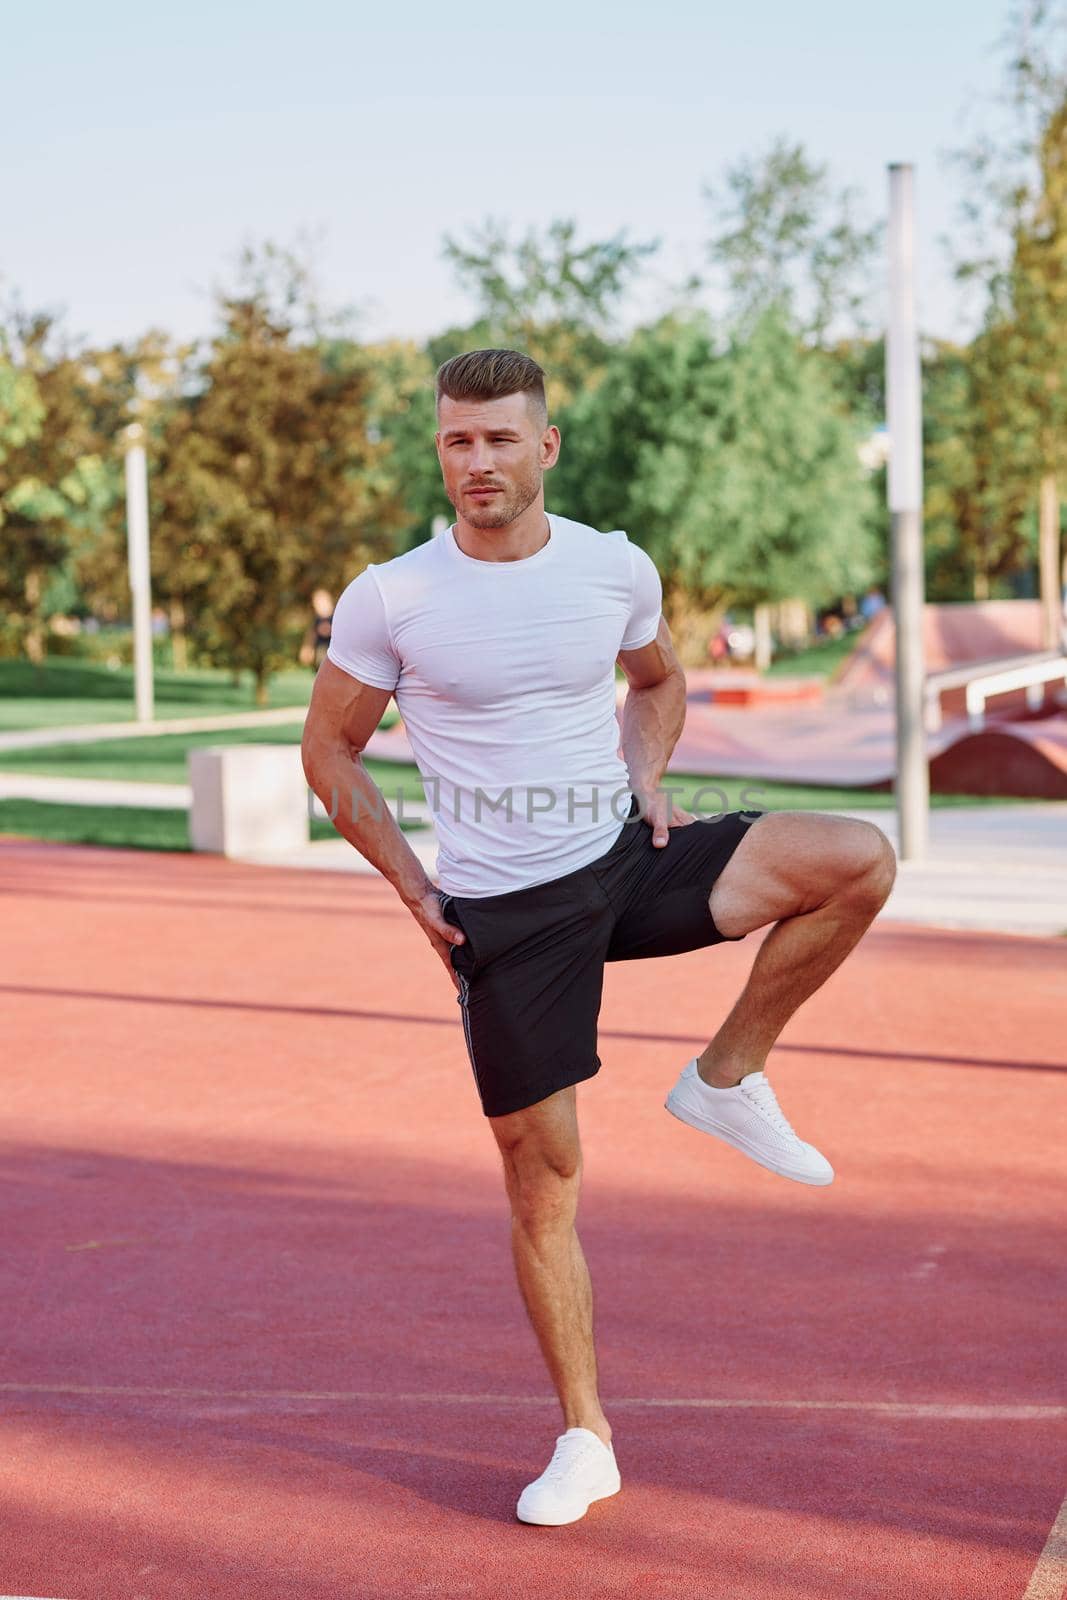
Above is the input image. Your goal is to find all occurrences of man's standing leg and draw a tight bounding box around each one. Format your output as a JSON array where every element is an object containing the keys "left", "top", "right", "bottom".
[{"left": 490, "top": 1085, "right": 621, "bottom": 1524}]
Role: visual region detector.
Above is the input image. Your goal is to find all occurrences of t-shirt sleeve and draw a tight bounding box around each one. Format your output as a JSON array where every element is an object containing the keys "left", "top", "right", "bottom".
[
  {"left": 326, "top": 568, "right": 401, "bottom": 691},
  {"left": 620, "top": 539, "right": 663, "bottom": 650}
]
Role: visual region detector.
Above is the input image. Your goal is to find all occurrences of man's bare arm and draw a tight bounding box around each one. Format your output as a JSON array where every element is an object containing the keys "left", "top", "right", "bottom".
[
  {"left": 617, "top": 616, "right": 691, "bottom": 844},
  {"left": 301, "top": 660, "right": 465, "bottom": 973}
]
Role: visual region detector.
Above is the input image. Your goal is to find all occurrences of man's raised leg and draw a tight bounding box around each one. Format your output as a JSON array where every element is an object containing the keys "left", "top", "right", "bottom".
[
  {"left": 701, "top": 811, "right": 897, "bottom": 1083},
  {"left": 665, "top": 812, "right": 896, "bottom": 1184}
]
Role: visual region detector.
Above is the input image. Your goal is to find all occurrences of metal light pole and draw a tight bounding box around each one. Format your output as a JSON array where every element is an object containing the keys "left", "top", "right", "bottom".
[
  {"left": 886, "top": 163, "right": 928, "bottom": 861},
  {"left": 123, "top": 423, "right": 155, "bottom": 723}
]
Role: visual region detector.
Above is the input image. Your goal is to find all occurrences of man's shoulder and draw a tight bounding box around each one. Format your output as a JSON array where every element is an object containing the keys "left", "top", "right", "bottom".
[
  {"left": 551, "top": 511, "right": 624, "bottom": 538},
  {"left": 348, "top": 533, "right": 445, "bottom": 597},
  {"left": 550, "top": 513, "right": 633, "bottom": 558},
  {"left": 375, "top": 534, "right": 446, "bottom": 575}
]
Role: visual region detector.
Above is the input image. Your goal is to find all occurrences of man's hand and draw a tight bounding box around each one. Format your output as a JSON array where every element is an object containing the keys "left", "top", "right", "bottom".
[
  {"left": 634, "top": 785, "right": 697, "bottom": 848},
  {"left": 409, "top": 888, "right": 466, "bottom": 991}
]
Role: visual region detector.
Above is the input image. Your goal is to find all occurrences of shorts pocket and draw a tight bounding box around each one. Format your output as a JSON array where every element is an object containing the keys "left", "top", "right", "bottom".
[{"left": 440, "top": 893, "right": 479, "bottom": 975}]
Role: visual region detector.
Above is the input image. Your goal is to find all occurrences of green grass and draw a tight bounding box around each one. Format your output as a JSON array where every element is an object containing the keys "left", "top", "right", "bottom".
[
  {"left": 0, "top": 800, "right": 192, "bottom": 851},
  {"left": 0, "top": 722, "right": 310, "bottom": 783},
  {"left": 0, "top": 725, "right": 421, "bottom": 797},
  {"left": 0, "top": 656, "right": 315, "bottom": 732},
  {"left": 0, "top": 800, "right": 421, "bottom": 851},
  {"left": 764, "top": 632, "right": 861, "bottom": 677}
]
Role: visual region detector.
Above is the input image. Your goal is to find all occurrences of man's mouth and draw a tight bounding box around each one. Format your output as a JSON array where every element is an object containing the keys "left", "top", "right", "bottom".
[{"left": 467, "top": 486, "right": 503, "bottom": 497}]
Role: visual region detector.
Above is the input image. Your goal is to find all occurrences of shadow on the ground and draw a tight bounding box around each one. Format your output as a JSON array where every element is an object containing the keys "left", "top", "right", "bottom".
[
  {"left": 0, "top": 1134, "right": 1062, "bottom": 1600},
  {"left": 0, "top": 977, "right": 1063, "bottom": 1078}
]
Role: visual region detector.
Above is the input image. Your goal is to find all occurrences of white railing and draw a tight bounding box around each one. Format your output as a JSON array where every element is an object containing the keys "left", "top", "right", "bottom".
[{"left": 924, "top": 650, "right": 1067, "bottom": 732}]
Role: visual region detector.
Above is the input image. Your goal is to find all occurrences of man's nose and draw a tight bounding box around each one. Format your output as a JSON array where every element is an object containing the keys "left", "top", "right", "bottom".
[{"left": 468, "top": 438, "right": 495, "bottom": 474}]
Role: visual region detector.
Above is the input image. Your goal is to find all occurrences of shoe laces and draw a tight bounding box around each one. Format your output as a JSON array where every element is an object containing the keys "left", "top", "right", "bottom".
[
  {"left": 740, "top": 1075, "right": 798, "bottom": 1139},
  {"left": 543, "top": 1432, "right": 599, "bottom": 1483}
]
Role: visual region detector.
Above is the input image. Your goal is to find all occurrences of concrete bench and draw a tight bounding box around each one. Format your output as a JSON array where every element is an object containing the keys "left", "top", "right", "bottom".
[{"left": 189, "top": 744, "right": 309, "bottom": 856}]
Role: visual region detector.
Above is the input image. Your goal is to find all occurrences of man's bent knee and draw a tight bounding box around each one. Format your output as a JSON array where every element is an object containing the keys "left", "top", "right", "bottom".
[
  {"left": 801, "top": 817, "right": 896, "bottom": 919},
  {"left": 842, "top": 820, "right": 897, "bottom": 910}
]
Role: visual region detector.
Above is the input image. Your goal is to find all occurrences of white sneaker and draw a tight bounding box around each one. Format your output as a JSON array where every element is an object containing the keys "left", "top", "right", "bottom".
[
  {"left": 665, "top": 1060, "right": 834, "bottom": 1186},
  {"left": 516, "top": 1427, "right": 621, "bottom": 1525}
]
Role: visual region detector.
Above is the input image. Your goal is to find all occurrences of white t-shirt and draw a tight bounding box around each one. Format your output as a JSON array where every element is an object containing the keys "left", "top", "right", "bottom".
[{"left": 327, "top": 512, "right": 662, "bottom": 897}]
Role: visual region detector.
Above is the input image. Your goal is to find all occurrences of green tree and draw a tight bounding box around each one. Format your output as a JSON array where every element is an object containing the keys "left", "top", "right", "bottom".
[
  {"left": 0, "top": 311, "right": 113, "bottom": 662},
  {"left": 441, "top": 217, "right": 658, "bottom": 407},
  {"left": 554, "top": 309, "right": 878, "bottom": 662},
  {"left": 824, "top": 335, "right": 886, "bottom": 422},
  {"left": 705, "top": 136, "right": 882, "bottom": 345},
  {"left": 1005, "top": 96, "right": 1067, "bottom": 640},
  {"left": 924, "top": 333, "right": 1036, "bottom": 600},
  {"left": 154, "top": 247, "right": 403, "bottom": 703},
  {"left": 64, "top": 331, "right": 187, "bottom": 635},
  {"left": 949, "top": 2, "right": 1067, "bottom": 639},
  {"left": 360, "top": 338, "right": 452, "bottom": 553}
]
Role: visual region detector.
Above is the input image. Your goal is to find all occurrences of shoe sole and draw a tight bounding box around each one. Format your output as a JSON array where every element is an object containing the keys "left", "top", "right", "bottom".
[
  {"left": 664, "top": 1084, "right": 834, "bottom": 1186},
  {"left": 516, "top": 1477, "right": 622, "bottom": 1526}
]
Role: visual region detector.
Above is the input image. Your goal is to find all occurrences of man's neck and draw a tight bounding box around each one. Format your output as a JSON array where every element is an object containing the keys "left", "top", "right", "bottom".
[{"left": 454, "top": 502, "right": 550, "bottom": 563}]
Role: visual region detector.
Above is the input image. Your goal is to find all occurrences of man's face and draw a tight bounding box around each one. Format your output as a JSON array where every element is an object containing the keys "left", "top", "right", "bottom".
[{"left": 435, "top": 392, "right": 559, "bottom": 529}]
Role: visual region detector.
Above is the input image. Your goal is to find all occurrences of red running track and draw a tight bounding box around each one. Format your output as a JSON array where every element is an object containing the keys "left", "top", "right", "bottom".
[{"left": 0, "top": 837, "right": 1064, "bottom": 1600}]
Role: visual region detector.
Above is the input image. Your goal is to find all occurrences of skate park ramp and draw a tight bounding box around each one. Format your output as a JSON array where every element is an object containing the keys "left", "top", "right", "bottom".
[{"left": 833, "top": 600, "right": 1047, "bottom": 713}]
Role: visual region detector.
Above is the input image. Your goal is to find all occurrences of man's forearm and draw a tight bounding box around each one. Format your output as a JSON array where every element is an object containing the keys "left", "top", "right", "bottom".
[
  {"left": 304, "top": 745, "right": 432, "bottom": 908},
  {"left": 620, "top": 669, "right": 687, "bottom": 796}
]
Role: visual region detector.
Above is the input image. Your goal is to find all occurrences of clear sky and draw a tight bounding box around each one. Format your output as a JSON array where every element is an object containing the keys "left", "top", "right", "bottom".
[{"left": 7, "top": 0, "right": 1013, "bottom": 351}]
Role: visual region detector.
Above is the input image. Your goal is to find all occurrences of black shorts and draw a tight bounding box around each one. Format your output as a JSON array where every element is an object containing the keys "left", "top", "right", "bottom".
[{"left": 438, "top": 797, "right": 763, "bottom": 1118}]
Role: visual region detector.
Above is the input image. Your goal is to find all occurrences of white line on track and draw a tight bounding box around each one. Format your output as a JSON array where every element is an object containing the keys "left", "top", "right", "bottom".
[
  {"left": 0, "top": 1381, "right": 1063, "bottom": 1420},
  {"left": 1023, "top": 1488, "right": 1067, "bottom": 1600}
]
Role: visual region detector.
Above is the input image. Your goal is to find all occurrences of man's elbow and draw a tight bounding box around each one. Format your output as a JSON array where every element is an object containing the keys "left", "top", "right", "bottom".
[
  {"left": 302, "top": 725, "right": 365, "bottom": 790},
  {"left": 301, "top": 724, "right": 329, "bottom": 791}
]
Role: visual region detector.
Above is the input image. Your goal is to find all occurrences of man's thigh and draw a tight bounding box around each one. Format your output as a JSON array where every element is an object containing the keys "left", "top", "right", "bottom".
[
  {"left": 603, "top": 807, "right": 762, "bottom": 962},
  {"left": 707, "top": 810, "right": 894, "bottom": 938}
]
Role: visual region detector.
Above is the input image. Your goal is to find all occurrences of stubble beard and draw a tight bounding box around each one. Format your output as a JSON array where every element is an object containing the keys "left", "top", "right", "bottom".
[{"left": 456, "top": 466, "right": 542, "bottom": 530}]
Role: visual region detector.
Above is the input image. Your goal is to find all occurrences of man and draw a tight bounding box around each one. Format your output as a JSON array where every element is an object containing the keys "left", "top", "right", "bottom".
[{"left": 301, "top": 349, "right": 896, "bottom": 1528}]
